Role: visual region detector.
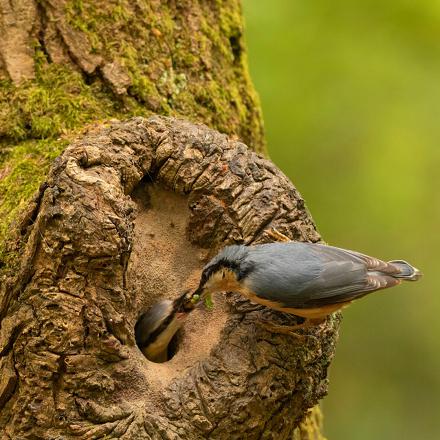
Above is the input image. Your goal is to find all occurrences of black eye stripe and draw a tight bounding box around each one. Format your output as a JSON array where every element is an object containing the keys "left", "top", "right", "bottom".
[{"left": 200, "top": 258, "right": 246, "bottom": 288}]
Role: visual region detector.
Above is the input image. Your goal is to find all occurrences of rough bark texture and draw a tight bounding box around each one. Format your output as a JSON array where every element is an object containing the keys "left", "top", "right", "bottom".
[
  {"left": 0, "top": 0, "right": 264, "bottom": 148},
  {"left": 0, "top": 1, "right": 336, "bottom": 438},
  {"left": 0, "top": 117, "right": 338, "bottom": 439}
]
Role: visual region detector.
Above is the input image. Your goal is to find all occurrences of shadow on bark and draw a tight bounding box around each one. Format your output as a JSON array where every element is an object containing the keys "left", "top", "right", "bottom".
[{"left": 0, "top": 117, "right": 339, "bottom": 439}]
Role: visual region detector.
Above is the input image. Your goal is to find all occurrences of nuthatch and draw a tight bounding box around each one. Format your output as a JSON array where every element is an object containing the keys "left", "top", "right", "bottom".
[
  {"left": 193, "top": 233, "right": 421, "bottom": 332},
  {"left": 135, "top": 290, "right": 199, "bottom": 362}
]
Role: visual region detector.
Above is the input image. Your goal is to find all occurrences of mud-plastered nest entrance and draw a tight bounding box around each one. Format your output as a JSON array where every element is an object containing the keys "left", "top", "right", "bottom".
[
  {"left": 128, "top": 184, "right": 229, "bottom": 377},
  {"left": 1, "top": 116, "right": 339, "bottom": 439}
]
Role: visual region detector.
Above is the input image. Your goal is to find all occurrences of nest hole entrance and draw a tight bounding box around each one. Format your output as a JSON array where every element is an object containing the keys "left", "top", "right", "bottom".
[
  {"left": 127, "top": 184, "right": 229, "bottom": 378},
  {"left": 128, "top": 184, "right": 206, "bottom": 300}
]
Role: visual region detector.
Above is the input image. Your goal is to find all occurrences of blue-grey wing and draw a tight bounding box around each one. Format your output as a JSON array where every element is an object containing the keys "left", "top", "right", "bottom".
[{"left": 244, "top": 242, "right": 399, "bottom": 308}]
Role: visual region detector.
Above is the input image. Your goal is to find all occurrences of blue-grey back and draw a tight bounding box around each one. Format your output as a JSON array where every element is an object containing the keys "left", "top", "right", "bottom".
[{"left": 243, "top": 242, "right": 370, "bottom": 308}]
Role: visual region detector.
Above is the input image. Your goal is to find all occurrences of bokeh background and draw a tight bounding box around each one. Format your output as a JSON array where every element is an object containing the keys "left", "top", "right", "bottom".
[{"left": 243, "top": 1, "right": 440, "bottom": 439}]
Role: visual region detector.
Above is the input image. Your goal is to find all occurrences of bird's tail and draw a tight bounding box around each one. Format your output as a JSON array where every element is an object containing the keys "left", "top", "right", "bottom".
[{"left": 389, "top": 260, "right": 422, "bottom": 281}]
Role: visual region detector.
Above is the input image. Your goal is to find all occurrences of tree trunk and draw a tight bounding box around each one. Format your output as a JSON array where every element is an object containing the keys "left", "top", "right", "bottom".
[{"left": 0, "top": 1, "right": 338, "bottom": 438}]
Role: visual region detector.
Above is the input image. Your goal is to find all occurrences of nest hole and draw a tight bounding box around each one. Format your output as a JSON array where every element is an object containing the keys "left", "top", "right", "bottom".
[{"left": 128, "top": 184, "right": 228, "bottom": 376}]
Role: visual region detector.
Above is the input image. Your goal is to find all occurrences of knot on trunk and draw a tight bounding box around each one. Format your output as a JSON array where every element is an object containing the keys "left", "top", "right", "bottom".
[{"left": 0, "top": 116, "right": 338, "bottom": 439}]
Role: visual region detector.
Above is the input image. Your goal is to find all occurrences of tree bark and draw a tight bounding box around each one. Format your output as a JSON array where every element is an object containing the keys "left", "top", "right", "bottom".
[{"left": 0, "top": 1, "right": 338, "bottom": 439}]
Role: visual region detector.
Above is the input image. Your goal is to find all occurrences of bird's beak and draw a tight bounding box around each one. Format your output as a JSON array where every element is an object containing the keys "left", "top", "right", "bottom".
[{"left": 189, "top": 286, "right": 213, "bottom": 310}]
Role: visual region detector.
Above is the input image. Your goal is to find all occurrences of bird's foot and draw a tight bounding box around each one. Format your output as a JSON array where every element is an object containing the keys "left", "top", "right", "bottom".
[
  {"left": 257, "top": 319, "right": 310, "bottom": 339},
  {"left": 265, "top": 228, "right": 291, "bottom": 243},
  {"left": 258, "top": 317, "right": 326, "bottom": 342}
]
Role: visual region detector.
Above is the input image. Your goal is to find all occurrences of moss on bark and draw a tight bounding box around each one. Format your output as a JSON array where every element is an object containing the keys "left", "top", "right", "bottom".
[{"left": 0, "top": 0, "right": 264, "bottom": 145}]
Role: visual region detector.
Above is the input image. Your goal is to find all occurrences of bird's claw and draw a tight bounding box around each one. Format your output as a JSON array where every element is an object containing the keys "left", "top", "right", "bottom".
[
  {"left": 257, "top": 318, "right": 327, "bottom": 345},
  {"left": 257, "top": 319, "right": 308, "bottom": 339}
]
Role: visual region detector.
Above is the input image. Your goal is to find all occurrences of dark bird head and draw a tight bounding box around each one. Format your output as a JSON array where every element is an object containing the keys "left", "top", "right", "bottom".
[{"left": 135, "top": 290, "right": 196, "bottom": 362}]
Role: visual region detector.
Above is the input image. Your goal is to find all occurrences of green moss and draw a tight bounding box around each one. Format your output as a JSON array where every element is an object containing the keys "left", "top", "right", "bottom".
[
  {"left": 0, "top": 56, "right": 120, "bottom": 141},
  {"left": 0, "top": 138, "right": 67, "bottom": 268},
  {"left": 0, "top": 1, "right": 265, "bottom": 143},
  {"left": 293, "top": 406, "right": 327, "bottom": 440},
  {"left": 63, "top": 0, "right": 265, "bottom": 149}
]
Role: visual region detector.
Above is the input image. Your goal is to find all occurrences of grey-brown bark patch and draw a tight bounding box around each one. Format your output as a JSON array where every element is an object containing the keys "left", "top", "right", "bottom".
[
  {"left": 0, "top": 0, "right": 38, "bottom": 83},
  {"left": 0, "top": 117, "right": 338, "bottom": 439},
  {"left": 101, "top": 61, "right": 132, "bottom": 95}
]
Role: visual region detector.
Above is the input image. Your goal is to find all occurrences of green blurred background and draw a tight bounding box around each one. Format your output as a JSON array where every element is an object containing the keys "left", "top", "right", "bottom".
[{"left": 243, "top": 1, "right": 440, "bottom": 439}]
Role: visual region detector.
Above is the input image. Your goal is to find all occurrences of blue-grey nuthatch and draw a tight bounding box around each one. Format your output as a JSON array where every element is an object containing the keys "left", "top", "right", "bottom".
[
  {"left": 135, "top": 290, "right": 198, "bottom": 362},
  {"left": 193, "top": 236, "right": 421, "bottom": 330}
]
